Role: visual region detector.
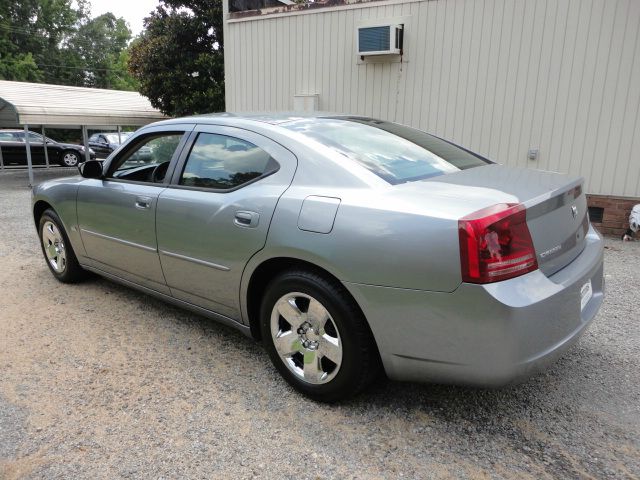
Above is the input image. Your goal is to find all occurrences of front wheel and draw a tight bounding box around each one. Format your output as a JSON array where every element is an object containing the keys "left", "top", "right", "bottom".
[
  {"left": 260, "top": 270, "right": 380, "bottom": 402},
  {"left": 60, "top": 150, "right": 80, "bottom": 167},
  {"left": 39, "top": 209, "right": 87, "bottom": 283}
]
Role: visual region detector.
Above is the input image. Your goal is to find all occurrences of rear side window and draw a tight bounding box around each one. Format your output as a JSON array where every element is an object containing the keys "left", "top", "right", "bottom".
[
  {"left": 283, "top": 117, "right": 490, "bottom": 185},
  {"left": 179, "top": 133, "right": 276, "bottom": 190}
]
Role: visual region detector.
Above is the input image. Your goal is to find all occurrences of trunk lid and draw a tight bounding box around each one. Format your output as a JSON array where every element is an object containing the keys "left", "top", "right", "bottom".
[{"left": 426, "top": 164, "right": 589, "bottom": 277}]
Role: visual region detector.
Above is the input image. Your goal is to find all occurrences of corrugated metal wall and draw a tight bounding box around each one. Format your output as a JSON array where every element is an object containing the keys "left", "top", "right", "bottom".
[{"left": 224, "top": 0, "right": 640, "bottom": 197}]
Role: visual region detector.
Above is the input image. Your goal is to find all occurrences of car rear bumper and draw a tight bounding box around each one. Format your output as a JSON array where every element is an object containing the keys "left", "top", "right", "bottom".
[{"left": 344, "top": 224, "right": 604, "bottom": 386}]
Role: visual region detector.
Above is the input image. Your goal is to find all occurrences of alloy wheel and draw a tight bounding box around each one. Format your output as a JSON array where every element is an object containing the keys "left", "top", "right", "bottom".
[
  {"left": 63, "top": 152, "right": 79, "bottom": 166},
  {"left": 42, "top": 221, "right": 67, "bottom": 273},
  {"left": 270, "top": 292, "right": 343, "bottom": 385}
]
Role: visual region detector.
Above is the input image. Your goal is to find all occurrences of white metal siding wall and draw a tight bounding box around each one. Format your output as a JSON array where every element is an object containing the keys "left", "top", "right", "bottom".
[{"left": 224, "top": 0, "right": 640, "bottom": 197}]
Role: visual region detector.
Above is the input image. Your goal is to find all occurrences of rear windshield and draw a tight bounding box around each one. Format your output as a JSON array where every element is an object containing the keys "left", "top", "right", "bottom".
[{"left": 282, "top": 117, "right": 490, "bottom": 184}]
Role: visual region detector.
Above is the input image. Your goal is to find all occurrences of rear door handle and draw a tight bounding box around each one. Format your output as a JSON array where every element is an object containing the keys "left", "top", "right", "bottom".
[
  {"left": 135, "top": 196, "right": 152, "bottom": 209},
  {"left": 234, "top": 211, "right": 259, "bottom": 228}
]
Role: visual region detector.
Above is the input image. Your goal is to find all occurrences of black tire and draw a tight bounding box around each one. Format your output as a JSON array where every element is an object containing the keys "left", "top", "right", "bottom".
[
  {"left": 260, "top": 269, "right": 381, "bottom": 402},
  {"left": 60, "top": 150, "right": 80, "bottom": 167},
  {"left": 38, "top": 209, "right": 87, "bottom": 283}
]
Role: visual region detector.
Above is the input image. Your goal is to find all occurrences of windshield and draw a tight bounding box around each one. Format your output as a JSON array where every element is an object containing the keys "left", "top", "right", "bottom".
[
  {"left": 4, "top": 132, "right": 57, "bottom": 143},
  {"left": 104, "top": 133, "right": 131, "bottom": 143},
  {"left": 282, "top": 117, "right": 490, "bottom": 184}
]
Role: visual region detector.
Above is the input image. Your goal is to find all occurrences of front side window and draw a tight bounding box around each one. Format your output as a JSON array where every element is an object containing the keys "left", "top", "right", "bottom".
[
  {"left": 108, "top": 133, "right": 183, "bottom": 183},
  {"left": 179, "top": 133, "right": 276, "bottom": 190}
]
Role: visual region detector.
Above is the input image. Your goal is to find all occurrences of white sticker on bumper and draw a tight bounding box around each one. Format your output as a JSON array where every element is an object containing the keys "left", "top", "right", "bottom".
[{"left": 580, "top": 280, "right": 593, "bottom": 311}]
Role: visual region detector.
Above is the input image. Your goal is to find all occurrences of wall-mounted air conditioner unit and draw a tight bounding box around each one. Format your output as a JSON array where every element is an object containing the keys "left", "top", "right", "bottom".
[{"left": 357, "top": 24, "right": 403, "bottom": 56}]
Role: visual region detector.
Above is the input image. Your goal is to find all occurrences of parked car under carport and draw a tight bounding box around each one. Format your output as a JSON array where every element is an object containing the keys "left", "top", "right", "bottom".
[
  {"left": 0, "top": 130, "right": 95, "bottom": 167},
  {"left": 88, "top": 131, "right": 153, "bottom": 162},
  {"left": 88, "top": 132, "right": 132, "bottom": 158}
]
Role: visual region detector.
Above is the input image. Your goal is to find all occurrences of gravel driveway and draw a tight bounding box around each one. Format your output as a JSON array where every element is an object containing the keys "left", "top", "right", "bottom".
[{"left": 1, "top": 168, "right": 639, "bottom": 479}]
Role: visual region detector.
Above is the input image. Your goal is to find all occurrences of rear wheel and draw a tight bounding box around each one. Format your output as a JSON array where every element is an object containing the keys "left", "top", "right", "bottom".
[
  {"left": 260, "top": 270, "right": 380, "bottom": 402},
  {"left": 39, "top": 209, "right": 87, "bottom": 283},
  {"left": 60, "top": 150, "right": 80, "bottom": 167}
]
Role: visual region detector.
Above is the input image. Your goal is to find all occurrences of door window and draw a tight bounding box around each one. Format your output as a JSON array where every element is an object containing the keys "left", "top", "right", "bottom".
[
  {"left": 108, "top": 133, "right": 183, "bottom": 183},
  {"left": 27, "top": 132, "right": 44, "bottom": 143},
  {"left": 179, "top": 133, "right": 277, "bottom": 190}
]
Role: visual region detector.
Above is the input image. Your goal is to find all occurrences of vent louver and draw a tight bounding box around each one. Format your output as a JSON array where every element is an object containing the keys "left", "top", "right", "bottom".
[{"left": 357, "top": 24, "right": 403, "bottom": 56}]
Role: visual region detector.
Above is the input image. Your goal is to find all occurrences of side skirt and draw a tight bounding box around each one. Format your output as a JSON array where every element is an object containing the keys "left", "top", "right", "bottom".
[{"left": 81, "top": 264, "right": 253, "bottom": 339}]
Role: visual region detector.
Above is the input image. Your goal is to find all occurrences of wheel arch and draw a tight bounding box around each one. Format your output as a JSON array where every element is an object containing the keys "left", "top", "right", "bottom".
[
  {"left": 33, "top": 199, "right": 53, "bottom": 227},
  {"left": 32, "top": 182, "right": 86, "bottom": 258},
  {"left": 243, "top": 256, "right": 377, "bottom": 351}
]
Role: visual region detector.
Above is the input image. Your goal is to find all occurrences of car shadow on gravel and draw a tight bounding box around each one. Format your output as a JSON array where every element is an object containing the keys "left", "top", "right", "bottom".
[
  {"left": 86, "top": 272, "right": 614, "bottom": 420},
  {"left": 20, "top": 272, "right": 635, "bottom": 479},
  {"left": 85, "top": 275, "right": 266, "bottom": 351},
  {"left": 363, "top": 359, "right": 572, "bottom": 411},
  {"left": 358, "top": 346, "right": 621, "bottom": 421},
  {"left": 77, "top": 270, "right": 634, "bottom": 418},
  {"left": 84, "top": 273, "right": 620, "bottom": 415}
]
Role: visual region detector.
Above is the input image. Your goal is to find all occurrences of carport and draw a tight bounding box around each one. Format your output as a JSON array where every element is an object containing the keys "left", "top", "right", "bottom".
[{"left": 0, "top": 80, "right": 167, "bottom": 185}]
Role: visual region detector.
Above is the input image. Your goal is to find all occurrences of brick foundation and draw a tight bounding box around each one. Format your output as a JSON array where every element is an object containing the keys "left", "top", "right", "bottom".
[{"left": 587, "top": 194, "right": 640, "bottom": 237}]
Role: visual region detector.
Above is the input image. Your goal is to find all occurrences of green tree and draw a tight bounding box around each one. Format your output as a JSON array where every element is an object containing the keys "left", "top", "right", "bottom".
[
  {"left": 0, "top": 0, "right": 87, "bottom": 83},
  {"left": 108, "top": 49, "right": 139, "bottom": 91},
  {"left": 128, "top": 0, "right": 225, "bottom": 116},
  {"left": 0, "top": 0, "right": 137, "bottom": 90},
  {"left": 65, "top": 13, "right": 136, "bottom": 89},
  {"left": 0, "top": 52, "right": 42, "bottom": 82}
]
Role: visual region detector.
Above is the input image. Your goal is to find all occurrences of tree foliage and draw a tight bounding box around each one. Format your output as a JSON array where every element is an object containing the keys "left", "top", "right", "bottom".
[
  {"left": 0, "top": 52, "right": 41, "bottom": 82},
  {"left": 64, "top": 13, "right": 137, "bottom": 89},
  {"left": 129, "top": 0, "right": 225, "bottom": 116},
  {"left": 0, "top": 0, "right": 137, "bottom": 90}
]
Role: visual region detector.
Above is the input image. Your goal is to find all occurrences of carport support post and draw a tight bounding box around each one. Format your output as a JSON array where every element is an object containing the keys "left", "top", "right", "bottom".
[
  {"left": 0, "top": 142, "right": 4, "bottom": 170},
  {"left": 24, "top": 124, "right": 34, "bottom": 186},
  {"left": 117, "top": 125, "right": 121, "bottom": 144},
  {"left": 42, "top": 125, "right": 50, "bottom": 168},
  {"left": 81, "top": 125, "right": 90, "bottom": 163}
]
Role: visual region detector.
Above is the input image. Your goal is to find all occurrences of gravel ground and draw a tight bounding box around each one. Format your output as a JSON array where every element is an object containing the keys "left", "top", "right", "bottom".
[{"left": 0, "top": 168, "right": 639, "bottom": 479}]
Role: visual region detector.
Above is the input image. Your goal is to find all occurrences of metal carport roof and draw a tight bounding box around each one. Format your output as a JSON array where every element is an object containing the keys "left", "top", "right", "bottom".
[
  {"left": 0, "top": 80, "right": 168, "bottom": 185},
  {"left": 0, "top": 80, "right": 167, "bottom": 127}
]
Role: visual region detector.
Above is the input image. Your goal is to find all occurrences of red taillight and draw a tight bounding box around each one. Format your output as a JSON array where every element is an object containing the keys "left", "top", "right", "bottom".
[{"left": 458, "top": 203, "right": 538, "bottom": 284}]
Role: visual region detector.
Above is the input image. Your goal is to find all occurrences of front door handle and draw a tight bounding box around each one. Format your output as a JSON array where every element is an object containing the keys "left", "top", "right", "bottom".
[
  {"left": 234, "top": 211, "right": 259, "bottom": 228},
  {"left": 135, "top": 196, "right": 152, "bottom": 209}
]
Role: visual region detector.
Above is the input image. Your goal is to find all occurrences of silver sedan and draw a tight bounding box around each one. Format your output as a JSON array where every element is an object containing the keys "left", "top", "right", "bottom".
[{"left": 32, "top": 114, "right": 604, "bottom": 402}]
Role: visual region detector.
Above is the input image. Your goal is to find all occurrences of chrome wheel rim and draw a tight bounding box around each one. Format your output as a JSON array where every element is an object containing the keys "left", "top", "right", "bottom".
[
  {"left": 63, "top": 152, "right": 78, "bottom": 166},
  {"left": 270, "top": 292, "right": 343, "bottom": 385},
  {"left": 42, "top": 221, "right": 67, "bottom": 273}
]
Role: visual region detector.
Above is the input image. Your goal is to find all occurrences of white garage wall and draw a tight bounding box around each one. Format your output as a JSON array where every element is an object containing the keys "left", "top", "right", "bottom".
[{"left": 224, "top": 0, "right": 640, "bottom": 198}]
